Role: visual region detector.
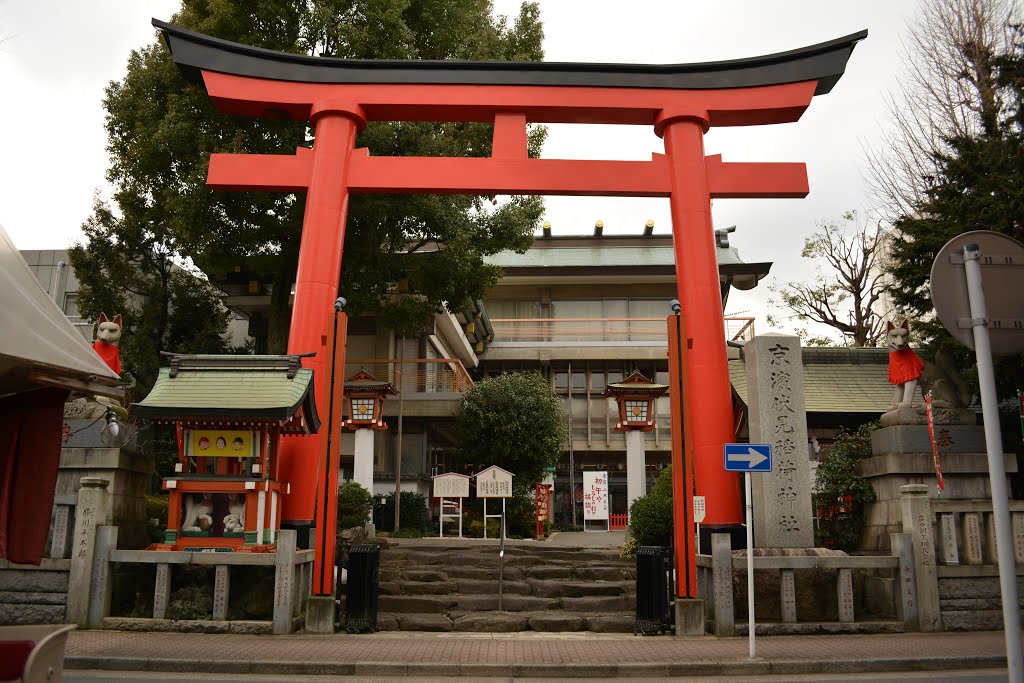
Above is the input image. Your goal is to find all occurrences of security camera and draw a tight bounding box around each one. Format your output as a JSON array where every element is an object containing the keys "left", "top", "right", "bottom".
[
  {"left": 335, "top": 297, "right": 347, "bottom": 312},
  {"left": 670, "top": 299, "right": 681, "bottom": 314}
]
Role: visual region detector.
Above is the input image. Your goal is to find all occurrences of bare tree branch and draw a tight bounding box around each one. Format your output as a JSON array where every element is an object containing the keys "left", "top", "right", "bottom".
[
  {"left": 864, "top": 0, "right": 1020, "bottom": 222},
  {"left": 768, "top": 212, "right": 889, "bottom": 348}
]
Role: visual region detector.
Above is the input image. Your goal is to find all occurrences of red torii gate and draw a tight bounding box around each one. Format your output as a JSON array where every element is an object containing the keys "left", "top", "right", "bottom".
[{"left": 156, "top": 20, "right": 865, "bottom": 599}]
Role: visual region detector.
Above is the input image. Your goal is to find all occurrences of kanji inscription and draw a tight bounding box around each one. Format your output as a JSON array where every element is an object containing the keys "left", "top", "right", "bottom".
[{"left": 744, "top": 335, "right": 813, "bottom": 547}]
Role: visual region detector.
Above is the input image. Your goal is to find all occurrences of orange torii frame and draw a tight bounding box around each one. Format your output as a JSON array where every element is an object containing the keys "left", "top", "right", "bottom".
[{"left": 156, "top": 20, "right": 866, "bottom": 597}]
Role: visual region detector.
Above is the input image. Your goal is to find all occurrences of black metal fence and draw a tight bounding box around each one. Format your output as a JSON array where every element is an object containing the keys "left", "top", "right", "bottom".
[
  {"left": 342, "top": 544, "right": 380, "bottom": 633},
  {"left": 635, "top": 545, "right": 674, "bottom": 635}
]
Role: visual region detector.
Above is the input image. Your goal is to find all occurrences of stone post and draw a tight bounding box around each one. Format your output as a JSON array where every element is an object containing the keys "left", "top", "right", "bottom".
[
  {"left": 625, "top": 430, "right": 645, "bottom": 519},
  {"left": 213, "top": 565, "right": 230, "bottom": 621},
  {"left": 49, "top": 500, "right": 74, "bottom": 559},
  {"left": 900, "top": 484, "right": 942, "bottom": 631},
  {"left": 1012, "top": 512, "right": 1024, "bottom": 564},
  {"left": 962, "top": 513, "right": 983, "bottom": 565},
  {"left": 743, "top": 335, "right": 813, "bottom": 548},
  {"left": 891, "top": 532, "right": 919, "bottom": 630},
  {"left": 353, "top": 428, "right": 374, "bottom": 494},
  {"left": 711, "top": 533, "right": 734, "bottom": 636},
  {"left": 985, "top": 513, "right": 999, "bottom": 564},
  {"left": 837, "top": 568, "right": 854, "bottom": 622},
  {"left": 274, "top": 530, "right": 299, "bottom": 634},
  {"left": 86, "top": 525, "right": 117, "bottom": 629},
  {"left": 66, "top": 477, "right": 110, "bottom": 627},
  {"left": 938, "top": 513, "right": 959, "bottom": 565},
  {"left": 153, "top": 564, "right": 171, "bottom": 619},
  {"left": 780, "top": 569, "right": 797, "bottom": 623}
]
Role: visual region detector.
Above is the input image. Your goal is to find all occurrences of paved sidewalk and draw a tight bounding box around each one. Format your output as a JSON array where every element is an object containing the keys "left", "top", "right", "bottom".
[{"left": 65, "top": 629, "right": 1011, "bottom": 678}]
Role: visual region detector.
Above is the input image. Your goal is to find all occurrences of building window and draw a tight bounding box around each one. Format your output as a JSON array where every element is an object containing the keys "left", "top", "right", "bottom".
[{"left": 63, "top": 293, "right": 80, "bottom": 318}]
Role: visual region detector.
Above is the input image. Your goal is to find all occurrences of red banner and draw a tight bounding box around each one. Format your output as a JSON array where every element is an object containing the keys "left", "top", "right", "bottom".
[{"left": 924, "top": 392, "right": 946, "bottom": 493}]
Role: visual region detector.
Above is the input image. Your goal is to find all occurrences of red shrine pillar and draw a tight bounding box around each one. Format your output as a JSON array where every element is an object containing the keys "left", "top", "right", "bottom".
[
  {"left": 657, "top": 112, "right": 743, "bottom": 530},
  {"left": 280, "top": 102, "right": 365, "bottom": 533}
]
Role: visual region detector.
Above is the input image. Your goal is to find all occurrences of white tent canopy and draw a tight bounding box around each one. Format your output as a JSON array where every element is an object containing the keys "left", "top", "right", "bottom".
[{"left": 0, "top": 224, "right": 121, "bottom": 398}]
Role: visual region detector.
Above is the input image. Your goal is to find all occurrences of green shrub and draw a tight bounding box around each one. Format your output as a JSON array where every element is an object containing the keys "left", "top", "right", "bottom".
[
  {"left": 628, "top": 465, "right": 674, "bottom": 547},
  {"left": 145, "top": 494, "right": 169, "bottom": 525},
  {"left": 145, "top": 493, "right": 170, "bottom": 543},
  {"left": 373, "top": 491, "right": 431, "bottom": 532},
  {"left": 814, "top": 423, "right": 877, "bottom": 551},
  {"left": 337, "top": 481, "right": 373, "bottom": 531},
  {"left": 468, "top": 518, "right": 501, "bottom": 538}
]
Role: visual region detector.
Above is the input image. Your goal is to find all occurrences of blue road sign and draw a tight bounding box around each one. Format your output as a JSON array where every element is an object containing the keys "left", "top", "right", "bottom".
[{"left": 724, "top": 443, "right": 772, "bottom": 472}]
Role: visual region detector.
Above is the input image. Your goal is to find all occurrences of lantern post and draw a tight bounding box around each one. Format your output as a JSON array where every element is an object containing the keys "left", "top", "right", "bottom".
[
  {"left": 342, "top": 369, "right": 397, "bottom": 495},
  {"left": 604, "top": 371, "right": 668, "bottom": 518}
]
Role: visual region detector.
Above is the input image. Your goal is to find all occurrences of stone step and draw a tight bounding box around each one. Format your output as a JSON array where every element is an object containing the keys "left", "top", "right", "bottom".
[
  {"left": 380, "top": 563, "right": 635, "bottom": 583},
  {"left": 376, "top": 610, "right": 634, "bottom": 633},
  {"left": 0, "top": 603, "right": 65, "bottom": 624},
  {"left": 938, "top": 576, "right": 1024, "bottom": 600},
  {"left": 734, "top": 621, "right": 905, "bottom": 636},
  {"left": 377, "top": 594, "right": 457, "bottom": 614},
  {"left": 940, "top": 597, "right": 1013, "bottom": 611},
  {"left": 379, "top": 580, "right": 457, "bottom": 596},
  {"left": 0, "top": 569, "right": 69, "bottom": 593},
  {"left": 529, "top": 579, "right": 631, "bottom": 598},
  {"left": 941, "top": 608, "right": 1024, "bottom": 631},
  {"left": 347, "top": 591, "right": 635, "bottom": 615},
  {"left": 0, "top": 591, "right": 67, "bottom": 605}
]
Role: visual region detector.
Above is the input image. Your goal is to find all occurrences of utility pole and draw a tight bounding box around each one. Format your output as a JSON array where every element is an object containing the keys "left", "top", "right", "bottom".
[{"left": 394, "top": 335, "right": 405, "bottom": 532}]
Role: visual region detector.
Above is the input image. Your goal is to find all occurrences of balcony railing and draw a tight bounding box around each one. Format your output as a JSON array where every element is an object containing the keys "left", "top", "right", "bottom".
[
  {"left": 488, "top": 317, "right": 755, "bottom": 344},
  {"left": 344, "top": 358, "right": 474, "bottom": 394}
]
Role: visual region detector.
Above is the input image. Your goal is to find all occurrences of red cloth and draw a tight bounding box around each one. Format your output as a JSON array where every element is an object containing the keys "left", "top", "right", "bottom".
[
  {"left": 889, "top": 348, "right": 925, "bottom": 385},
  {"left": 0, "top": 641, "right": 34, "bottom": 679},
  {"left": 0, "top": 388, "right": 68, "bottom": 564},
  {"left": 92, "top": 340, "right": 121, "bottom": 375}
]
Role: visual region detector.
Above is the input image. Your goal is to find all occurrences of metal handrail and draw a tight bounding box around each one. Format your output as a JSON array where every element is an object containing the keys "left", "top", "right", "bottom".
[
  {"left": 487, "top": 316, "right": 755, "bottom": 343},
  {"left": 344, "top": 358, "right": 474, "bottom": 393}
]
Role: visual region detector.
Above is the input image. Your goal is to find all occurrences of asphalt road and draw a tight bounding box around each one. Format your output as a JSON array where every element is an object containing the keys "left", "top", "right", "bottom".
[{"left": 64, "top": 668, "right": 1010, "bottom": 682}]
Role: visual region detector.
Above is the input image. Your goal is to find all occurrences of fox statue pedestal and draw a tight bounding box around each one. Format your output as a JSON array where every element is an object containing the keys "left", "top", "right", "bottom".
[
  {"left": 858, "top": 424, "right": 1017, "bottom": 551},
  {"left": 58, "top": 414, "right": 152, "bottom": 550}
]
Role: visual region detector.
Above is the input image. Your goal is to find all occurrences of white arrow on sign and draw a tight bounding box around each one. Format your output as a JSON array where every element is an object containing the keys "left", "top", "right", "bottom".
[{"left": 727, "top": 448, "right": 768, "bottom": 468}]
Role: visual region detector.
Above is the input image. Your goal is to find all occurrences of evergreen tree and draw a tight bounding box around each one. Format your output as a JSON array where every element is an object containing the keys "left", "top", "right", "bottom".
[
  {"left": 886, "top": 24, "right": 1023, "bottom": 398},
  {"left": 454, "top": 372, "right": 567, "bottom": 489},
  {"left": 99, "top": 0, "right": 545, "bottom": 347},
  {"left": 887, "top": 25, "right": 1023, "bottom": 330},
  {"left": 69, "top": 201, "right": 232, "bottom": 397}
]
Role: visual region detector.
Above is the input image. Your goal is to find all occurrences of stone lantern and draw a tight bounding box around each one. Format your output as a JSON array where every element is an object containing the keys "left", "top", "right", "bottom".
[
  {"left": 605, "top": 370, "right": 668, "bottom": 516},
  {"left": 343, "top": 369, "right": 397, "bottom": 493}
]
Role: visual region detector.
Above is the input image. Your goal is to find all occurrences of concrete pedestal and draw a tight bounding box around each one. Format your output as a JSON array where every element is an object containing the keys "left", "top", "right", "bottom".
[
  {"left": 305, "top": 595, "right": 337, "bottom": 633},
  {"left": 352, "top": 428, "right": 374, "bottom": 494},
  {"left": 625, "top": 430, "right": 645, "bottom": 519},
  {"left": 859, "top": 424, "right": 1017, "bottom": 551},
  {"left": 674, "top": 598, "right": 705, "bottom": 636},
  {"left": 59, "top": 419, "right": 153, "bottom": 549}
]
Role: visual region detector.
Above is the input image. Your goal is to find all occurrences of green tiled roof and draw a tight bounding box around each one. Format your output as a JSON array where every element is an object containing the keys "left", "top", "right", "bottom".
[
  {"left": 131, "top": 355, "right": 321, "bottom": 429},
  {"left": 729, "top": 348, "right": 906, "bottom": 414}
]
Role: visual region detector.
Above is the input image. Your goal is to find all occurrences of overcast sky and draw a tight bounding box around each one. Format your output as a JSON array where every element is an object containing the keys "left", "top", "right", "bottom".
[{"left": 0, "top": 0, "right": 923, "bottom": 329}]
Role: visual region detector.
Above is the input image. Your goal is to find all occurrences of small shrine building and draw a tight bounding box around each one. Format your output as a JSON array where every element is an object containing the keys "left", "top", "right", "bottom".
[{"left": 131, "top": 354, "right": 320, "bottom": 551}]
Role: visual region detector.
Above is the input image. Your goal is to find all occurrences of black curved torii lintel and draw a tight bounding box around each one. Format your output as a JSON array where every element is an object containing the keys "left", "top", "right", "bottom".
[{"left": 153, "top": 18, "right": 867, "bottom": 97}]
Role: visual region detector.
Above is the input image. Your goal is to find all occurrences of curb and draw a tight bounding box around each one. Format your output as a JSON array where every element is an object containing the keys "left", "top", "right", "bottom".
[{"left": 65, "top": 655, "right": 1008, "bottom": 678}]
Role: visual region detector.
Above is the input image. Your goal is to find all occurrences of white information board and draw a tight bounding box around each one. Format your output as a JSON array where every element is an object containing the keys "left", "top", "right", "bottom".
[
  {"left": 474, "top": 465, "right": 514, "bottom": 498},
  {"left": 583, "top": 471, "right": 609, "bottom": 528},
  {"left": 433, "top": 472, "right": 470, "bottom": 499},
  {"left": 693, "top": 496, "right": 706, "bottom": 523}
]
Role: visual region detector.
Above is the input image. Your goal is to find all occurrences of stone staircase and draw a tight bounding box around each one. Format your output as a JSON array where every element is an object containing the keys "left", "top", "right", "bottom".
[{"left": 350, "top": 542, "right": 637, "bottom": 632}]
